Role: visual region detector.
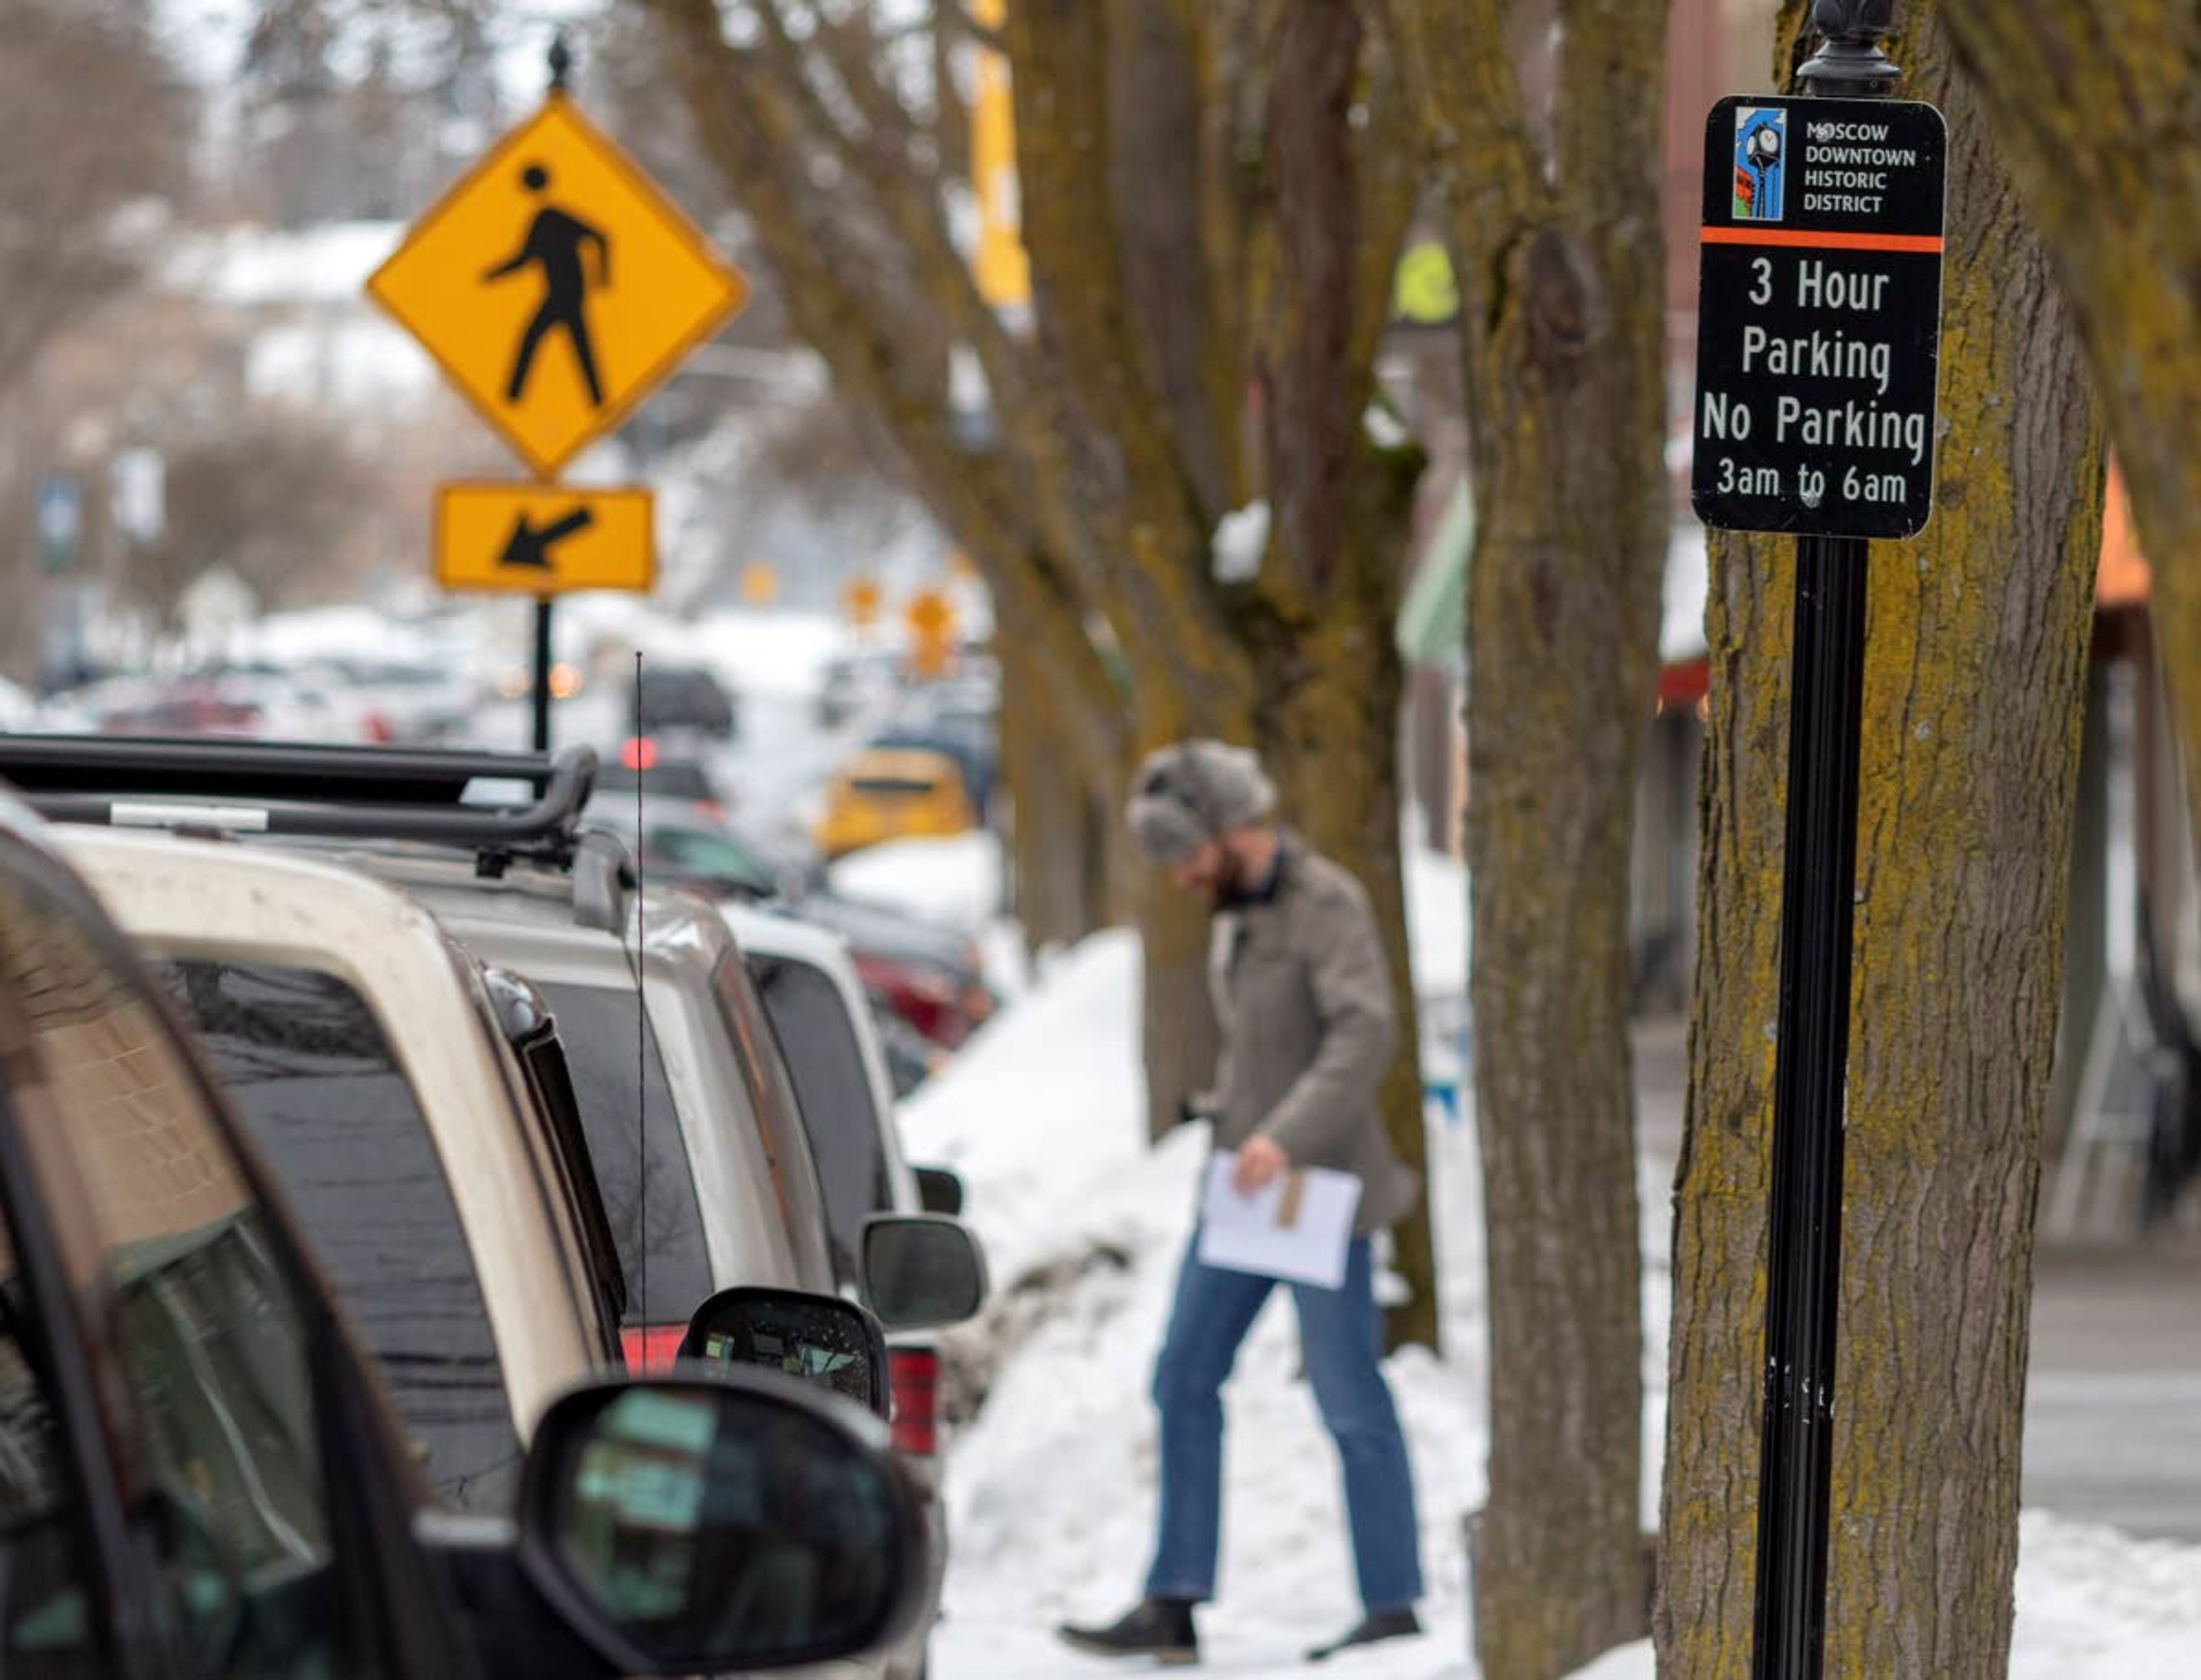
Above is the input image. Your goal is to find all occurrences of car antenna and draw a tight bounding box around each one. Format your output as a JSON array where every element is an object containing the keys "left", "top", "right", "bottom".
[{"left": 632, "top": 647, "right": 648, "bottom": 1344}]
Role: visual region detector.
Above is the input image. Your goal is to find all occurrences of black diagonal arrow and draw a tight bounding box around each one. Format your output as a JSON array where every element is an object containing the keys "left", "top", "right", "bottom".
[{"left": 498, "top": 506, "right": 596, "bottom": 571}]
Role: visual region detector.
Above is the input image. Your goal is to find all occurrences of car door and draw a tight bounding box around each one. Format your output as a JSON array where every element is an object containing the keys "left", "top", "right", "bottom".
[
  {"left": 0, "top": 1135, "right": 119, "bottom": 1679},
  {"left": 0, "top": 827, "right": 478, "bottom": 1680}
]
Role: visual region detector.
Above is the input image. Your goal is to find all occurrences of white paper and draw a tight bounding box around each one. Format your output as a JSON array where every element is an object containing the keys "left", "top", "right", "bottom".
[{"left": 1197, "top": 1154, "right": 1362, "bottom": 1291}]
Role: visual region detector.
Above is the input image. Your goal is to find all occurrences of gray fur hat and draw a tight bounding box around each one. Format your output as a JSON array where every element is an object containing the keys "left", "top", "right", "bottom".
[{"left": 1126, "top": 739, "right": 1278, "bottom": 864}]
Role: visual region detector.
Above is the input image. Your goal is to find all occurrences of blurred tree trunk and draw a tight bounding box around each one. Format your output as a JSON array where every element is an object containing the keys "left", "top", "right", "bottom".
[
  {"left": 1259, "top": 458, "right": 1438, "bottom": 1343},
  {"left": 997, "top": 629, "right": 1113, "bottom": 950},
  {"left": 1654, "top": 6, "right": 2106, "bottom": 1674},
  {"left": 1398, "top": 3, "right": 1670, "bottom": 1673},
  {"left": 1940, "top": 3, "right": 2201, "bottom": 851},
  {"left": 639, "top": 0, "right": 1437, "bottom": 1337}
]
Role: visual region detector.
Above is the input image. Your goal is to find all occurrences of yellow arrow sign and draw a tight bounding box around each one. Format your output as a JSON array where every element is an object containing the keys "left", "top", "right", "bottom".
[
  {"left": 435, "top": 483, "right": 655, "bottom": 596},
  {"left": 370, "top": 95, "right": 748, "bottom": 479}
]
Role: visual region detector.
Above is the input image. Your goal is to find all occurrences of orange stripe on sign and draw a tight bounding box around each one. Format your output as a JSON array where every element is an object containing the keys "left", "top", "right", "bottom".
[{"left": 1702, "top": 226, "right": 1944, "bottom": 253}]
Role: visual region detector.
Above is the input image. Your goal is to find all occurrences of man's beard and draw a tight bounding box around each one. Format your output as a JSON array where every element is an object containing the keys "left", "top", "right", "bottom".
[{"left": 1206, "top": 847, "right": 1248, "bottom": 910}]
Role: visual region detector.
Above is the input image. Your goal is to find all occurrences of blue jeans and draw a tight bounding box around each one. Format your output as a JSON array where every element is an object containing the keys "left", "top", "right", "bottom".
[{"left": 1143, "top": 1231, "right": 1424, "bottom": 1612}]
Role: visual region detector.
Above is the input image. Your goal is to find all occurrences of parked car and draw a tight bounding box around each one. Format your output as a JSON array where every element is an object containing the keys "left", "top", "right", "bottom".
[
  {"left": 724, "top": 902, "right": 984, "bottom": 1680},
  {"left": 816, "top": 650, "right": 904, "bottom": 729},
  {"left": 56, "top": 824, "right": 620, "bottom": 1515},
  {"left": 797, "top": 888, "right": 999, "bottom": 1051},
  {"left": 1, "top": 735, "right": 974, "bottom": 1388},
  {"left": 869, "top": 686, "right": 998, "bottom": 819},
  {"left": 592, "top": 742, "right": 734, "bottom": 814},
  {"left": 581, "top": 788, "right": 798, "bottom": 899},
  {"left": 301, "top": 653, "right": 478, "bottom": 742},
  {"left": 871, "top": 993, "right": 954, "bottom": 1096},
  {"left": 816, "top": 746, "right": 978, "bottom": 859},
  {"left": 629, "top": 662, "right": 739, "bottom": 740},
  {"left": 372, "top": 847, "right": 844, "bottom": 1359},
  {"left": 0, "top": 789, "right": 931, "bottom": 1680},
  {"left": 578, "top": 781, "right": 989, "bottom": 1054}
]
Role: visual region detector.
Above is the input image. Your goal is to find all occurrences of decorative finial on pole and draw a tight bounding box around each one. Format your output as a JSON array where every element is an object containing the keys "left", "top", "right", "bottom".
[
  {"left": 1797, "top": 0, "right": 1901, "bottom": 92},
  {"left": 548, "top": 31, "right": 573, "bottom": 95}
]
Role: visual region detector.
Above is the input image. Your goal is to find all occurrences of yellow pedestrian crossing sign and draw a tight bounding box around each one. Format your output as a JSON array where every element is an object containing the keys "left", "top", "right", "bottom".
[
  {"left": 369, "top": 94, "right": 747, "bottom": 478},
  {"left": 435, "top": 483, "right": 655, "bottom": 596}
]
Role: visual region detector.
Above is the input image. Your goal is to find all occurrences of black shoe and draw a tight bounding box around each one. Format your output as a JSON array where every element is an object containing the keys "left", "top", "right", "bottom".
[
  {"left": 1056, "top": 1597, "right": 1200, "bottom": 1665},
  {"left": 1306, "top": 1607, "right": 1422, "bottom": 1663}
]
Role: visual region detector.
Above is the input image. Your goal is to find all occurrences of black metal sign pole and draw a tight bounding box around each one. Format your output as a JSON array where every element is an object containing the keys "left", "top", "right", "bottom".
[
  {"left": 531, "top": 597, "right": 555, "bottom": 751},
  {"left": 530, "top": 30, "right": 574, "bottom": 756},
  {"left": 1750, "top": 7, "right": 1901, "bottom": 1677}
]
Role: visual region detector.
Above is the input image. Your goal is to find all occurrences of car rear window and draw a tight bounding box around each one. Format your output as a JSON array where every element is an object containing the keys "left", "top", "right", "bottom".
[
  {"left": 849, "top": 775, "right": 939, "bottom": 797},
  {"left": 150, "top": 960, "right": 522, "bottom": 1513},
  {"left": 534, "top": 981, "right": 715, "bottom": 1328},
  {"left": 710, "top": 954, "right": 838, "bottom": 1289},
  {"left": 747, "top": 954, "right": 893, "bottom": 1287}
]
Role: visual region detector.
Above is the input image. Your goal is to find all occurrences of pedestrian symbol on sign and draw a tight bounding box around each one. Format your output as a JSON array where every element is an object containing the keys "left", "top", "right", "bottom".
[
  {"left": 483, "top": 163, "right": 610, "bottom": 409},
  {"left": 1733, "top": 107, "right": 1785, "bottom": 221},
  {"left": 366, "top": 93, "right": 747, "bottom": 478}
]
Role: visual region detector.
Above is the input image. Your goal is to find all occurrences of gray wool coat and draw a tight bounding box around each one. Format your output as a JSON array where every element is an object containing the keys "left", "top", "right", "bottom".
[{"left": 1203, "top": 837, "right": 1420, "bottom": 1238}]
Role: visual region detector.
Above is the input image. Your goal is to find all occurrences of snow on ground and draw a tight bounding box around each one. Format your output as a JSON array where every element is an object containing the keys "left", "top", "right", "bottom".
[
  {"left": 1404, "top": 846, "right": 1468, "bottom": 1001},
  {"left": 0, "top": 678, "right": 37, "bottom": 730},
  {"left": 166, "top": 220, "right": 404, "bottom": 306},
  {"left": 904, "top": 928, "right": 2201, "bottom": 1679},
  {"left": 240, "top": 605, "right": 447, "bottom": 667},
  {"left": 903, "top": 929, "right": 1495, "bottom": 1678},
  {"left": 832, "top": 832, "right": 1005, "bottom": 935},
  {"left": 2006, "top": 1512, "right": 2201, "bottom": 1677},
  {"left": 900, "top": 931, "right": 1146, "bottom": 1287},
  {"left": 1574, "top": 1513, "right": 2201, "bottom": 1680},
  {"left": 690, "top": 608, "right": 853, "bottom": 699}
]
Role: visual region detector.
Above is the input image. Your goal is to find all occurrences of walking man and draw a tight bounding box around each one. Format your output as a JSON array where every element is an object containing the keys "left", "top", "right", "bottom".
[
  {"left": 1058, "top": 740, "right": 1425, "bottom": 1666},
  {"left": 484, "top": 162, "right": 610, "bottom": 408}
]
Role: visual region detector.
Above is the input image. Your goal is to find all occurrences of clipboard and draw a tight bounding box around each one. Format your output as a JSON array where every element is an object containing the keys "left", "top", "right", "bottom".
[{"left": 1197, "top": 1152, "right": 1361, "bottom": 1290}]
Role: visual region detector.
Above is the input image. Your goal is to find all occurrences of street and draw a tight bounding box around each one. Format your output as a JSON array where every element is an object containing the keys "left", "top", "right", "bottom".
[{"left": 2027, "top": 1242, "right": 2201, "bottom": 1543}]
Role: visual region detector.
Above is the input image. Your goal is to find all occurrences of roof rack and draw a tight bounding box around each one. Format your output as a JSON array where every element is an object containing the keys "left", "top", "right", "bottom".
[{"left": 0, "top": 737, "right": 600, "bottom": 866}]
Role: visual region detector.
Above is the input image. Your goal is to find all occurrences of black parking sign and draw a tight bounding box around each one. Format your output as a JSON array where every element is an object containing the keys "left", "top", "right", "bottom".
[{"left": 1691, "top": 95, "right": 1947, "bottom": 539}]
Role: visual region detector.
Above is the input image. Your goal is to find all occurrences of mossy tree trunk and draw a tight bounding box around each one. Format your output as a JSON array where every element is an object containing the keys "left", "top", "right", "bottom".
[
  {"left": 639, "top": 0, "right": 1437, "bottom": 1340},
  {"left": 1259, "top": 464, "right": 1439, "bottom": 1345},
  {"left": 1940, "top": 3, "right": 2201, "bottom": 851},
  {"left": 1396, "top": 2, "right": 1671, "bottom": 1674},
  {"left": 1654, "top": 7, "right": 2106, "bottom": 1674},
  {"left": 997, "top": 622, "right": 1125, "bottom": 950}
]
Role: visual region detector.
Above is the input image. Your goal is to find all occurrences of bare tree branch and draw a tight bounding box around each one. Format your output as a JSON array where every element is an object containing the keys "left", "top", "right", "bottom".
[
  {"left": 0, "top": 3, "right": 183, "bottom": 398},
  {"left": 1254, "top": 1, "right": 1367, "bottom": 600},
  {"left": 1348, "top": 13, "right": 1424, "bottom": 383}
]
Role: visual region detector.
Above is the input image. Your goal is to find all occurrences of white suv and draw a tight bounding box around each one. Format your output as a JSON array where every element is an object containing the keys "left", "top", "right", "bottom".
[
  {"left": 726, "top": 902, "right": 981, "bottom": 1680},
  {"left": 58, "top": 827, "right": 616, "bottom": 1511}
]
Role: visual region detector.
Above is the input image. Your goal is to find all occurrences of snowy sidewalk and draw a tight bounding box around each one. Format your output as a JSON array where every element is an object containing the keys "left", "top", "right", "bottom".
[{"left": 900, "top": 930, "right": 2201, "bottom": 1679}]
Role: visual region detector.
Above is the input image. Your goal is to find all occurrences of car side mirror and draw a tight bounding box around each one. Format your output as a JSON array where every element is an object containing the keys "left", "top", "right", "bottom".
[
  {"left": 518, "top": 1373, "right": 922, "bottom": 1675},
  {"left": 860, "top": 1214, "right": 989, "bottom": 1332},
  {"left": 913, "top": 1165, "right": 965, "bottom": 1217},
  {"left": 676, "top": 1287, "right": 889, "bottom": 1419}
]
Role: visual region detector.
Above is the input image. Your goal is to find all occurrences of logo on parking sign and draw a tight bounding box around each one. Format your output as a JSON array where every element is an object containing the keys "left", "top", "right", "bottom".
[{"left": 1733, "top": 107, "right": 1786, "bottom": 221}]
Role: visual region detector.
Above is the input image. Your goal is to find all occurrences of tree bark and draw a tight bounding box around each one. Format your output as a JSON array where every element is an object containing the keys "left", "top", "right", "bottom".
[
  {"left": 1654, "top": 8, "right": 2106, "bottom": 1673},
  {"left": 1939, "top": 2, "right": 2201, "bottom": 856},
  {"left": 1400, "top": 2, "right": 1670, "bottom": 1670},
  {"left": 1258, "top": 455, "right": 1439, "bottom": 1348},
  {"left": 998, "top": 628, "right": 1112, "bottom": 950}
]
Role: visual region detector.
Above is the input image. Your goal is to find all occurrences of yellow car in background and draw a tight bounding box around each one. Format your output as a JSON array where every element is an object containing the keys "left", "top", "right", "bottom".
[{"left": 816, "top": 746, "right": 979, "bottom": 859}]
